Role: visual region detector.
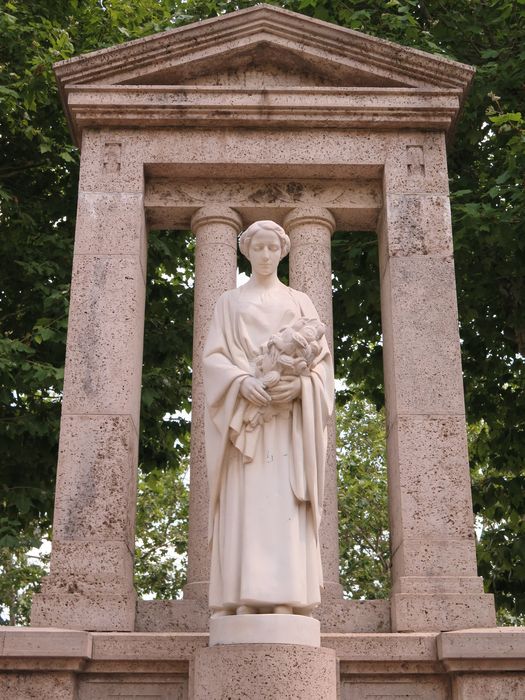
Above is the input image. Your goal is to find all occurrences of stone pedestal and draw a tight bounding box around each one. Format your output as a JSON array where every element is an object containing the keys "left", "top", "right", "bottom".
[
  {"left": 192, "top": 643, "right": 337, "bottom": 699},
  {"left": 209, "top": 614, "right": 320, "bottom": 646}
]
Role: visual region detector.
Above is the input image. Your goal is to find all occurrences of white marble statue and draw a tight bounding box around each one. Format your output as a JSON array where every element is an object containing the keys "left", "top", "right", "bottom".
[{"left": 203, "top": 220, "right": 334, "bottom": 617}]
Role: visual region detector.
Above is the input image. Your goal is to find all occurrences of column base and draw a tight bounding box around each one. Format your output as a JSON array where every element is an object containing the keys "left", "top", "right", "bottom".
[
  {"left": 192, "top": 643, "right": 337, "bottom": 699},
  {"left": 391, "top": 592, "right": 496, "bottom": 632},
  {"left": 31, "top": 591, "right": 136, "bottom": 632},
  {"left": 209, "top": 614, "right": 320, "bottom": 646}
]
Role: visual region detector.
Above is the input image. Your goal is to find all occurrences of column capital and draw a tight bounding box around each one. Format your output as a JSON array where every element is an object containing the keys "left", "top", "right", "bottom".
[
  {"left": 283, "top": 207, "right": 336, "bottom": 234},
  {"left": 191, "top": 206, "right": 243, "bottom": 235}
]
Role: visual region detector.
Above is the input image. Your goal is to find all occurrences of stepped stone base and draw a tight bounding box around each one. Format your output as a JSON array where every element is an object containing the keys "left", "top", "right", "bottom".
[{"left": 1, "top": 627, "right": 524, "bottom": 699}]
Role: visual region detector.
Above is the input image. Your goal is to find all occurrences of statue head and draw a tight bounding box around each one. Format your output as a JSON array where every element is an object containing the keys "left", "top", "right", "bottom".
[{"left": 239, "top": 220, "right": 290, "bottom": 261}]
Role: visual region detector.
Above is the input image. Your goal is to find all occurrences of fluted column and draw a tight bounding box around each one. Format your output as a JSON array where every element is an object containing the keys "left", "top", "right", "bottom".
[
  {"left": 283, "top": 207, "right": 341, "bottom": 599},
  {"left": 184, "top": 206, "right": 243, "bottom": 601}
]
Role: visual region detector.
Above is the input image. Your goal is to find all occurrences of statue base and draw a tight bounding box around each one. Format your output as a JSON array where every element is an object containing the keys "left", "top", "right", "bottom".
[{"left": 209, "top": 613, "right": 320, "bottom": 646}]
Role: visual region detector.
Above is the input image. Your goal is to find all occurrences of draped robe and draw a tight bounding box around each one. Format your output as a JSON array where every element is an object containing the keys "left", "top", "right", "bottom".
[{"left": 203, "top": 283, "right": 334, "bottom": 611}]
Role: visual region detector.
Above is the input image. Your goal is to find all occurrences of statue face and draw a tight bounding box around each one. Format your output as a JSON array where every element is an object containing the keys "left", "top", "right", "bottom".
[{"left": 247, "top": 229, "right": 282, "bottom": 277}]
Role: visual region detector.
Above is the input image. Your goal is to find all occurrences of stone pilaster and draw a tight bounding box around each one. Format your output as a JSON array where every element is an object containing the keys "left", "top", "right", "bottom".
[
  {"left": 32, "top": 133, "right": 147, "bottom": 631},
  {"left": 184, "top": 206, "right": 243, "bottom": 602},
  {"left": 379, "top": 134, "right": 496, "bottom": 631},
  {"left": 283, "top": 207, "right": 341, "bottom": 599}
]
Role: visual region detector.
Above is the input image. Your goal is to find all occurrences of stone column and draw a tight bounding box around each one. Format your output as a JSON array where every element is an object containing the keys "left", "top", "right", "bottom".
[
  {"left": 283, "top": 207, "right": 342, "bottom": 599},
  {"left": 184, "top": 206, "right": 243, "bottom": 601},
  {"left": 31, "top": 132, "right": 147, "bottom": 631},
  {"left": 379, "top": 134, "right": 496, "bottom": 631}
]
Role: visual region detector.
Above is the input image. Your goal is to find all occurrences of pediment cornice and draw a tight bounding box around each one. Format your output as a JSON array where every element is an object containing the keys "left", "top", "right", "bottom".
[{"left": 55, "top": 5, "right": 475, "bottom": 146}]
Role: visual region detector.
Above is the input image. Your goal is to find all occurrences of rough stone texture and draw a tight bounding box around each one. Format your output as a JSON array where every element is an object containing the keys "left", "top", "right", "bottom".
[
  {"left": 1, "top": 628, "right": 91, "bottom": 658},
  {"left": 136, "top": 600, "right": 210, "bottom": 633},
  {"left": 184, "top": 207, "right": 242, "bottom": 602},
  {"left": 323, "top": 631, "right": 438, "bottom": 662},
  {"left": 79, "top": 677, "right": 187, "bottom": 700},
  {"left": 380, "top": 256, "right": 465, "bottom": 421},
  {"left": 342, "top": 678, "right": 448, "bottom": 699},
  {"left": 1, "top": 629, "right": 524, "bottom": 698},
  {"left": 78, "top": 130, "right": 144, "bottom": 194},
  {"left": 392, "top": 594, "right": 496, "bottom": 633},
  {"left": 384, "top": 133, "right": 450, "bottom": 195},
  {"left": 0, "top": 672, "right": 77, "bottom": 699},
  {"left": 379, "top": 194, "right": 453, "bottom": 273},
  {"left": 74, "top": 191, "right": 147, "bottom": 275},
  {"left": 192, "top": 643, "right": 337, "bottom": 699},
  {"left": 90, "top": 633, "right": 207, "bottom": 660},
  {"left": 52, "top": 415, "right": 137, "bottom": 544},
  {"left": 388, "top": 415, "right": 476, "bottom": 555},
  {"left": 452, "top": 674, "right": 525, "bottom": 700},
  {"left": 316, "top": 599, "right": 391, "bottom": 633},
  {"left": 145, "top": 177, "right": 382, "bottom": 232},
  {"left": 377, "top": 150, "right": 496, "bottom": 631},
  {"left": 438, "top": 628, "right": 525, "bottom": 670},
  {"left": 31, "top": 592, "right": 137, "bottom": 632},
  {"left": 62, "top": 254, "right": 146, "bottom": 429}
]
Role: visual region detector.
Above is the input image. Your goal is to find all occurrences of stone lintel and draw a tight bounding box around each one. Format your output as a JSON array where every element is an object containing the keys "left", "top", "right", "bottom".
[{"left": 145, "top": 177, "right": 381, "bottom": 231}]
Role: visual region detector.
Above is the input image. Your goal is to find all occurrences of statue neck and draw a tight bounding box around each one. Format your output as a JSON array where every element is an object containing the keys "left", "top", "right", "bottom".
[{"left": 247, "top": 271, "right": 281, "bottom": 290}]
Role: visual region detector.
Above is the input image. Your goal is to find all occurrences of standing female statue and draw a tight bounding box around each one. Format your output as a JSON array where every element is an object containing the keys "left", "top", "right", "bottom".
[{"left": 203, "top": 220, "right": 334, "bottom": 617}]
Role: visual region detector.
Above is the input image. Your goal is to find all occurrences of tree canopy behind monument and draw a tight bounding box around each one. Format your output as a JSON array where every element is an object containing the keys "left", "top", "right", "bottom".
[{"left": 1, "top": 0, "right": 524, "bottom": 622}]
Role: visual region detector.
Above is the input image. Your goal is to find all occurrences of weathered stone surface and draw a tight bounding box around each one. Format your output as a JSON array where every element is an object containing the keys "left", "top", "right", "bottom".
[
  {"left": 78, "top": 130, "right": 144, "bottom": 193},
  {"left": 381, "top": 256, "right": 465, "bottom": 421},
  {"left": 388, "top": 415, "right": 475, "bottom": 552},
  {"left": 62, "top": 254, "right": 146, "bottom": 430},
  {"left": 53, "top": 415, "right": 137, "bottom": 544},
  {"left": 323, "top": 632, "right": 438, "bottom": 661},
  {"left": 91, "top": 632, "right": 207, "bottom": 660},
  {"left": 78, "top": 677, "right": 187, "bottom": 699},
  {"left": 74, "top": 191, "right": 147, "bottom": 275},
  {"left": 439, "top": 628, "right": 525, "bottom": 668},
  {"left": 31, "top": 592, "right": 136, "bottom": 632},
  {"left": 136, "top": 599, "right": 210, "bottom": 633},
  {"left": 342, "top": 678, "right": 448, "bottom": 699},
  {"left": 384, "top": 133, "right": 450, "bottom": 194},
  {"left": 452, "top": 674, "right": 525, "bottom": 700},
  {"left": 192, "top": 643, "right": 337, "bottom": 699},
  {"left": 380, "top": 193, "right": 453, "bottom": 269},
  {"left": 2, "top": 628, "right": 91, "bottom": 658},
  {"left": 0, "top": 672, "right": 77, "bottom": 699},
  {"left": 392, "top": 593, "right": 496, "bottom": 633}
]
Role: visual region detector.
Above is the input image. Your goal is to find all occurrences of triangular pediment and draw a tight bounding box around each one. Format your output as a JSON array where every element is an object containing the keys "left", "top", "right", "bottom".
[{"left": 54, "top": 4, "right": 474, "bottom": 94}]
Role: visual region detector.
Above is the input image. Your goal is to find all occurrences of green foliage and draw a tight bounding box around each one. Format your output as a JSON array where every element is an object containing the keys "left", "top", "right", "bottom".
[
  {"left": 0, "top": 522, "right": 49, "bottom": 625},
  {"left": 337, "top": 391, "right": 389, "bottom": 599},
  {"left": 134, "top": 462, "right": 189, "bottom": 599},
  {"left": 1, "top": 0, "right": 524, "bottom": 615}
]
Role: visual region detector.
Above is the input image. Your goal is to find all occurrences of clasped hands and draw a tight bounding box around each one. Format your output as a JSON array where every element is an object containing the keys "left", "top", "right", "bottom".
[{"left": 240, "top": 375, "right": 301, "bottom": 407}]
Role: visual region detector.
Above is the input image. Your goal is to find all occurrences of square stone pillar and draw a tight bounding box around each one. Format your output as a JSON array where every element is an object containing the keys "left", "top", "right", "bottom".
[
  {"left": 32, "top": 132, "right": 147, "bottom": 631},
  {"left": 379, "top": 133, "right": 496, "bottom": 631}
]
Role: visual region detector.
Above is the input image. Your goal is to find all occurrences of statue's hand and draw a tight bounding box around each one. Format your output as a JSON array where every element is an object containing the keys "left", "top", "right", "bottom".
[
  {"left": 240, "top": 376, "right": 271, "bottom": 407},
  {"left": 268, "top": 375, "right": 301, "bottom": 403}
]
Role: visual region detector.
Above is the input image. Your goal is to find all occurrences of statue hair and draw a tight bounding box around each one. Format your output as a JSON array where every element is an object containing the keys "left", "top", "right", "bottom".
[{"left": 239, "top": 220, "right": 291, "bottom": 260}]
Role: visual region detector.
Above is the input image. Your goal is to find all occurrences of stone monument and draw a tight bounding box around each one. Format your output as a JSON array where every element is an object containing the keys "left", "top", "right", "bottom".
[{"left": 1, "top": 5, "right": 524, "bottom": 699}]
